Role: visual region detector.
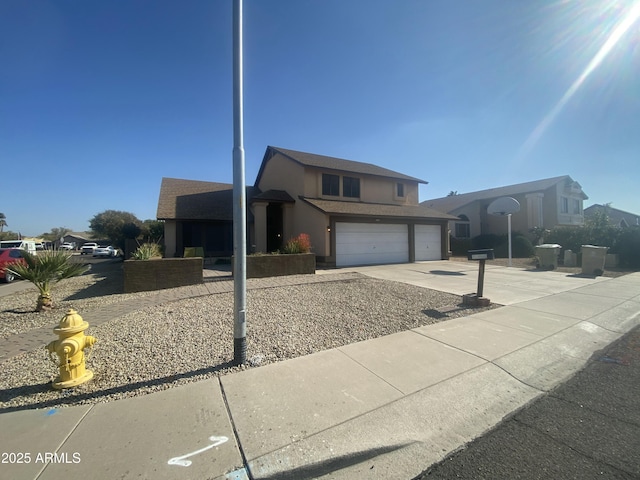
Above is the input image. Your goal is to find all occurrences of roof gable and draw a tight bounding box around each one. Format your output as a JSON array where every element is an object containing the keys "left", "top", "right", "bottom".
[
  {"left": 157, "top": 177, "right": 257, "bottom": 221},
  {"left": 421, "top": 176, "right": 584, "bottom": 212},
  {"left": 254, "top": 146, "right": 427, "bottom": 186}
]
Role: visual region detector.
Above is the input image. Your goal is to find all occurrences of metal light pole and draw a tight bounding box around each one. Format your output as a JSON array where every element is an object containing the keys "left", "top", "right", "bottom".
[
  {"left": 507, "top": 213, "right": 512, "bottom": 267},
  {"left": 232, "top": 0, "right": 247, "bottom": 365}
]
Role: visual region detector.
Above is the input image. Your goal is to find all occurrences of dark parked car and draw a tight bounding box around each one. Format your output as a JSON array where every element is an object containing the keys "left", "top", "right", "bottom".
[{"left": 0, "top": 248, "right": 26, "bottom": 283}]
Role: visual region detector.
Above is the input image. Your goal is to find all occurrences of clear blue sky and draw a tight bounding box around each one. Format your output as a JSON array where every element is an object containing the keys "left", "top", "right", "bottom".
[{"left": 2, "top": 0, "right": 639, "bottom": 236}]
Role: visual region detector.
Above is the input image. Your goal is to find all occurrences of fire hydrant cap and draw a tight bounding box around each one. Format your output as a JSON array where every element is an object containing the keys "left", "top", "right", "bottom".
[{"left": 53, "top": 309, "right": 89, "bottom": 335}]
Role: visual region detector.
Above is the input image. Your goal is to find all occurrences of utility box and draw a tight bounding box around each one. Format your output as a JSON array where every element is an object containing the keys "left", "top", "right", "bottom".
[
  {"left": 467, "top": 249, "right": 495, "bottom": 261},
  {"left": 581, "top": 245, "right": 608, "bottom": 276},
  {"left": 535, "top": 244, "right": 562, "bottom": 270}
]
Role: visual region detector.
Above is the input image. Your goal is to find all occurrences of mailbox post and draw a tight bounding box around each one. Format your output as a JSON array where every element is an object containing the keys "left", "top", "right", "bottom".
[{"left": 464, "top": 249, "right": 495, "bottom": 306}]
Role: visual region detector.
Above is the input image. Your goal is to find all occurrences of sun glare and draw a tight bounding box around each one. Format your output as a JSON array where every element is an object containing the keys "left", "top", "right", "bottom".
[{"left": 517, "top": 0, "right": 640, "bottom": 160}]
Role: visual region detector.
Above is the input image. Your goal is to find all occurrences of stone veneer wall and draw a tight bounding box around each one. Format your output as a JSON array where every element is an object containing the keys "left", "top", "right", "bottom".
[
  {"left": 124, "top": 257, "right": 203, "bottom": 293},
  {"left": 243, "top": 253, "right": 316, "bottom": 279}
]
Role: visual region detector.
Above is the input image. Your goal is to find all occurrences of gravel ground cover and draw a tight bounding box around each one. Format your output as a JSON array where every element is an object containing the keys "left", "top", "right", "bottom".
[
  {"left": 0, "top": 263, "right": 498, "bottom": 412},
  {"left": 0, "top": 265, "right": 156, "bottom": 339}
]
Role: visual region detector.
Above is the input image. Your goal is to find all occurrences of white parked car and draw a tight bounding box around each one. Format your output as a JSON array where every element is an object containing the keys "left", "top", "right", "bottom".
[
  {"left": 59, "top": 242, "right": 75, "bottom": 250},
  {"left": 81, "top": 242, "right": 98, "bottom": 255},
  {"left": 93, "top": 246, "right": 118, "bottom": 258}
]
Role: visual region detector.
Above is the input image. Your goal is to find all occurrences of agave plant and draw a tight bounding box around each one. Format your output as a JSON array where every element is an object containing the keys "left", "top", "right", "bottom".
[
  {"left": 7, "top": 249, "right": 89, "bottom": 311},
  {"left": 130, "top": 242, "right": 162, "bottom": 260}
]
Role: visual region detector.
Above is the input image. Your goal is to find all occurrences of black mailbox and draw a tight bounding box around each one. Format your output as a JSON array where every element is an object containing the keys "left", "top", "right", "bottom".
[{"left": 467, "top": 249, "right": 495, "bottom": 261}]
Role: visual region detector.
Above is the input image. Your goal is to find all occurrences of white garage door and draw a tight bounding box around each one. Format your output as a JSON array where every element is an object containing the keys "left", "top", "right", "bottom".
[
  {"left": 336, "top": 223, "right": 409, "bottom": 267},
  {"left": 415, "top": 224, "right": 442, "bottom": 261}
]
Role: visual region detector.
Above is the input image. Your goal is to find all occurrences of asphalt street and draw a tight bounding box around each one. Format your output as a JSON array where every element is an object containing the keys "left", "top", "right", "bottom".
[{"left": 414, "top": 325, "right": 640, "bottom": 480}]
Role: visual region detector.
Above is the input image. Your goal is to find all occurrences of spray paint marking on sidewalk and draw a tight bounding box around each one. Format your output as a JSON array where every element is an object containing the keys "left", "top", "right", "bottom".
[{"left": 168, "top": 435, "right": 229, "bottom": 467}]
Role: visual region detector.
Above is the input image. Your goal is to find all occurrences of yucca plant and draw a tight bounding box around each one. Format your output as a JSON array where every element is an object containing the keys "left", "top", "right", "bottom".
[
  {"left": 130, "top": 242, "right": 162, "bottom": 260},
  {"left": 7, "top": 250, "right": 89, "bottom": 311}
]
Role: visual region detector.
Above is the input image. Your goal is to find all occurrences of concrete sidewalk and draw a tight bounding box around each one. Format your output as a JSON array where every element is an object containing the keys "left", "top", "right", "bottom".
[{"left": 1, "top": 263, "right": 639, "bottom": 480}]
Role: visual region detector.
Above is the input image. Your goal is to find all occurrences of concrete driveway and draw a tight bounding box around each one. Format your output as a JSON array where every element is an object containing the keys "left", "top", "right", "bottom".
[{"left": 329, "top": 260, "right": 610, "bottom": 305}]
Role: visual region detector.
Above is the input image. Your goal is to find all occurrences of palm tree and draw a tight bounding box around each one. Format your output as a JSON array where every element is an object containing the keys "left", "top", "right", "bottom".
[
  {"left": 7, "top": 250, "right": 89, "bottom": 311},
  {"left": 0, "top": 213, "right": 7, "bottom": 233}
]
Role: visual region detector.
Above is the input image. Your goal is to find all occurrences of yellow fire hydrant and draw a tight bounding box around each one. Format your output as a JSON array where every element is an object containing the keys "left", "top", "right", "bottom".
[{"left": 47, "top": 309, "right": 97, "bottom": 389}]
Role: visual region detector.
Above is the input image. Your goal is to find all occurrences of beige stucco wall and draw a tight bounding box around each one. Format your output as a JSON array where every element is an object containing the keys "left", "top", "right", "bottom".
[
  {"left": 450, "top": 203, "right": 482, "bottom": 238},
  {"left": 258, "top": 153, "right": 306, "bottom": 197},
  {"left": 255, "top": 153, "right": 330, "bottom": 255},
  {"left": 294, "top": 203, "right": 329, "bottom": 256},
  {"left": 163, "top": 220, "right": 177, "bottom": 258},
  {"left": 256, "top": 153, "right": 423, "bottom": 257},
  {"left": 302, "top": 167, "right": 419, "bottom": 206}
]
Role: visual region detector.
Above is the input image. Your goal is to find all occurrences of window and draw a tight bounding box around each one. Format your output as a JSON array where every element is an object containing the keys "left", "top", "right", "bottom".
[
  {"left": 343, "top": 176, "right": 360, "bottom": 198},
  {"left": 455, "top": 214, "right": 470, "bottom": 238},
  {"left": 561, "top": 197, "right": 569, "bottom": 214},
  {"left": 572, "top": 199, "right": 581, "bottom": 214},
  {"left": 397, "top": 183, "right": 405, "bottom": 197},
  {"left": 455, "top": 223, "right": 470, "bottom": 238},
  {"left": 322, "top": 174, "right": 340, "bottom": 196}
]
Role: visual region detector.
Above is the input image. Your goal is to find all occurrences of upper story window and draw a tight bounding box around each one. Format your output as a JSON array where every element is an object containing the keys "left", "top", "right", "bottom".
[
  {"left": 397, "top": 183, "right": 405, "bottom": 197},
  {"left": 322, "top": 174, "right": 340, "bottom": 196},
  {"left": 572, "top": 199, "right": 581, "bottom": 214},
  {"left": 561, "top": 197, "right": 569, "bottom": 214},
  {"left": 343, "top": 176, "right": 360, "bottom": 198}
]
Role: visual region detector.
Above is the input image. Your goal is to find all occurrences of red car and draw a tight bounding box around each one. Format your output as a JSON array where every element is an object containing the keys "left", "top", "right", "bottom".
[{"left": 0, "top": 248, "right": 27, "bottom": 283}]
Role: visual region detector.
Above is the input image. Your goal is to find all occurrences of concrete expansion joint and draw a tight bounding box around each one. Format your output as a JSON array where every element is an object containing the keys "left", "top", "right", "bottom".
[{"left": 218, "top": 377, "right": 254, "bottom": 480}]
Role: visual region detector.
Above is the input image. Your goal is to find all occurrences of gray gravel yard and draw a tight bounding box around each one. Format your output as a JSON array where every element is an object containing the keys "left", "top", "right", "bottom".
[{"left": 0, "top": 262, "right": 498, "bottom": 412}]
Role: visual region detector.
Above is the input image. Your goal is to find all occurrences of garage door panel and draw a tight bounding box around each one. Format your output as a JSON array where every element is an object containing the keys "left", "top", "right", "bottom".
[
  {"left": 415, "top": 225, "right": 442, "bottom": 261},
  {"left": 336, "top": 223, "right": 409, "bottom": 267}
]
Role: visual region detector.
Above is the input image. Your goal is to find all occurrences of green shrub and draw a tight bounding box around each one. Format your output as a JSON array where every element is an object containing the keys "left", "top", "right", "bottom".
[
  {"left": 494, "top": 235, "right": 534, "bottom": 258},
  {"left": 471, "top": 234, "right": 505, "bottom": 250},
  {"left": 470, "top": 233, "right": 533, "bottom": 258},
  {"left": 450, "top": 236, "right": 472, "bottom": 256},
  {"left": 616, "top": 227, "right": 640, "bottom": 269}
]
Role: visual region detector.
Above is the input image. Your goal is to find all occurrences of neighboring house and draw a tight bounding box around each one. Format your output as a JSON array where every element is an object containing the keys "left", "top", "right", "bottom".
[
  {"left": 421, "top": 176, "right": 588, "bottom": 240},
  {"left": 61, "top": 233, "right": 95, "bottom": 249},
  {"left": 584, "top": 204, "right": 640, "bottom": 228},
  {"left": 157, "top": 146, "right": 455, "bottom": 266}
]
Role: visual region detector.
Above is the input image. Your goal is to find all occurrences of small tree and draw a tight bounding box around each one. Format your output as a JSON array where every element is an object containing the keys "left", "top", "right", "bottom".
[
  {"left": 141, "top": 219, "right": 164, "bottom": 243},
  {"left": 90, "top": 210, "right": 142, "bottom": 250},
  {"left": 41, "top": 227, "right": 72, "bottom": 243},
  {"left": 7, "top": 250, "right": 89, "bottom": 311}
]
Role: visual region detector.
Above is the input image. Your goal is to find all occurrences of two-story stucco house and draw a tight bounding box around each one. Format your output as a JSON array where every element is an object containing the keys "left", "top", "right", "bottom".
[
  {"left": 157, "top": 146, "right": 456, "bottom": 267},
  {"left": 421, "top": 176, "right": 588, "bottom": 240}
]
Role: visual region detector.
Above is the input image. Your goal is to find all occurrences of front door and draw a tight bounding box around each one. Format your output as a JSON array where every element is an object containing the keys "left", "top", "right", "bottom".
[{"left": 266, "top": 203, "right": 283, "bottom": 252}]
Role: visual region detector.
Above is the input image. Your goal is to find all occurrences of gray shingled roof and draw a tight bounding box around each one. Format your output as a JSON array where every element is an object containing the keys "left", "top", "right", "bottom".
[
  {"left": 300, "top": 197, "right": 456, "bottom": 220},
  {"left": 421, "top": 176, "right": 586, "bottom": 212},
  {"left": 157, "top": 177, "right": 257, "bottom": 221},
  {"left": 255, "top": 146, "right": 427, "bottom": 186}
]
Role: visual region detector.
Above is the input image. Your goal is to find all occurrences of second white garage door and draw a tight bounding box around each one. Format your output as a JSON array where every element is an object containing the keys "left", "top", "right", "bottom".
[
  {"left": 415, "top": 224, "right": 442, "bottom": 261},
  {"left": 335, "top": 222, "right": 409, "bottom": 267}
]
